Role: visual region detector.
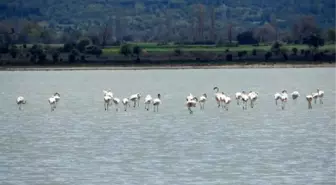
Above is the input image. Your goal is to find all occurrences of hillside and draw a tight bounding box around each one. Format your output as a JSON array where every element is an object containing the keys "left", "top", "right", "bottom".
[{"left": 0, "top": 0, "right": 335, "bottom": 42}]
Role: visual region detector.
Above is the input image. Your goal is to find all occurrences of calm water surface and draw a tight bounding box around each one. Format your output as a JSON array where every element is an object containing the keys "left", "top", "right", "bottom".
[{"left": 0, "top": 68, "right": 335, "bottom": 185}]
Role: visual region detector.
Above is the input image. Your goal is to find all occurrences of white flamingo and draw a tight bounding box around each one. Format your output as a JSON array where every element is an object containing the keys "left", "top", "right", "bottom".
[
  {"left": 241, "top": 91, "right": 249, "bottom": 110},
  {"left": 280, "top": 90, "right": 288, "bottom": 110},
  {"left": 248, "top": 91, "right": 258, "bottom": 108},
  {"left": 144, "top": 94, "right": 153, "bottom": 111},
  {"left": 186, "top": 97, "right": 198, "bottom": 114},
  {"left": 186, "top": 93, "right": 194, "bottom": 101},
  {"left": 274, "top": 92, "right": 282, "bottom": 105},
  {"left": 53, "top": 92, "right": 61, "bottom": 105},
  {"left": 198, "top": 93, "right": 207, "bottom": 110},
  {"left": 312, "top": 92, "right": 319, "bottom": 104},
  {"left": 113, "top": 97, "right": 120, "bottom": 111},
  {"left": 153, "top": 94, "right": 161, "bottom": 112},
  {"left": 48, "top": 96, "right": 57, "bottom": 111},
  {"left": 130, "top": 93, "right": 141, "bottom": 108},
  {"left": 122, "top": 98, "right": 130, "bottom": 111},
  {"left": 317, "top": 88, "right": 324, "bottom": 104},
  {"left": 221, "top": 93, "right": 231, "bottom": 111},
  {"left": 103, "top": 90, "right": 113, "bottom": 98},
  {"left": 213, "top": 87, "right": 223, "bottom": 108},
  {"left": 104, "top": 94, "right": 112, "bottom": 111},
  {"left": 291, "top": 91, "right": 300, "bottom": 100},
  {"left": 235, "top": 92, "right": 242, "bottom": 105},
  {"left": 306, "top": 95, "right": 313, "bottom": 109},
  {"left": 16, "top": 96, "right": 27, "bottom": 110}
]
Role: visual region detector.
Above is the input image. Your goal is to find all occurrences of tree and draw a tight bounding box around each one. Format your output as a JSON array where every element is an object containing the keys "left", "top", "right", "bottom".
[
  {"left": 254, "top": 23, "right": 276, "bottom": 43},
  {"left": 292, "top": 16, "right": 319, "bottom": 43},
  {"left": 100, "top": 22, "right": 112, "bottom": 48},
  {"left": 237, "top": 31, "right": 258, "bottom": 45},
  {"left": 327, "top": 29, "right": 335, "bottom": 43},
  {"left": 76, "top": 38, "right": 91, "bottom": 53},
  {"left": 120, "top": 44, "right": 132, "bottom": 56},
  {"left": 133, "top": 45, "right": 142, "bottom": 61},
  {"left": 303, "top": 34, "right": 324, "bottom": 49}
]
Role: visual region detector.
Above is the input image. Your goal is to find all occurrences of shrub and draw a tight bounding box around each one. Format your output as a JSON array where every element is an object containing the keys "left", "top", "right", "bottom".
[
  {"left": 9, "top": 45, "right": 18, "bottom": 58},
  {"left": 252, "top": 49, "right": 257, "bottom": 56},
  {"left": 77, "top": 38, "right": 91, "bottom": 52},
  {"left": 292, "top": 47, "right": 298, "bottom": 55},
  {"left": 68, "top": 54, "right": 76, "bottom": 63},
  {"left": 226, "top": 54, "right": 233, "bottom": 61},
  {"left": 37, "top": 52, "right": 47, "bottom": 64},
  {"left": 52, "top": 52, "right": 60, "bottom": 63},
  {"left": 63, "top": 42, "right": 76, "bottom": 53},
  {"left": 120, "top": 44, "right": 132, "bottom": 56},
  {"left": 80, "top": 55, "right": 86, "bottom": 62},
  {"left": 174, "top": 48, "right": 183, "bottom": 56},
  {"left": 265, "top": 51, "right": 272, "bottom": 61},
  {"left": 85, "top": 45, "right": 102, "bottom": 56}
]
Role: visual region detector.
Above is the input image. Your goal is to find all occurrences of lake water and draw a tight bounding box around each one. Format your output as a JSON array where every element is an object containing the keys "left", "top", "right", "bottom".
[{"left": 0, "top": 68, "right": 335, "bottom": 185}]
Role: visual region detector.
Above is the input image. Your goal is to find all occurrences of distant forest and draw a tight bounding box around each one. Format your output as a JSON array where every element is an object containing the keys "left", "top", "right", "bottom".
[{"left": 0, "top": 0, "right": 335, "bottom": 44}]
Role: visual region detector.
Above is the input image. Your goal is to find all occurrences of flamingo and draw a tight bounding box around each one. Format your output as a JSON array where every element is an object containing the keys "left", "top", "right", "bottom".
[
  {"left": 186, "top": 93, "right": 194, "bottom": 101},
  {"left": 198, "top": 93, "right": 207, "bottom": 110},
  {"left": 186, "top": 97, "right": 198, "bottom": 114},
  {"left": 221, "top": 93, "right": 231, "bottom": 111},
  {"left": 248, "top": 91, "right": 258, "bottom": 108},
  {"left": 122, "top": 98, "right": 130, "bottom": 111},
  {"left": 16, "top": 96, "right": 27, "bottom": 110},
  {"left": 235, "top": 92, "right": 242, "bottom": 105},
  {"left": 291, "top": 91, "right": 300, "bottom": 100},
  {"left": 280, "top": 90, "right": 288, "bottom": 110},
  {"left": 104, "top": 94, "right": 112, "bottom": 111},
  {"left": 306, "top": 95, "right": 313, "bottom": 109},
  {"left": 153, "top": 94, "right": 161, "bottom": 112},
  {"left": 103, "top": 90, "right": 113, "bottom": 98},
  {"left": 53, "top": 92, "right": 61, "bottom": 105},
  {"left": 213, "top": 87, "right": 223, "bottom": 108},
  {"left": 144, "top": 94, "right": 153, "bottom": 111},
  {"left": 241, "top": 91, "right": 249, "bottom": 110},
  {"left": 317, "top": 89, "right": 324, "bottom": 104},
  {"left": 274, "top": 92, "right": 282, "bottom": 105},
  {"left": 312, "top": 92, "right": 319, "bottom": 104},
  {"left": 48, "top": 96, "right": 57, "bottom": 111},
  {"left": 113, "top": 97, "right": 120, "bottom": 111},
  {"left": 130, "top": 93, "right": 141, "bottom": 108}
]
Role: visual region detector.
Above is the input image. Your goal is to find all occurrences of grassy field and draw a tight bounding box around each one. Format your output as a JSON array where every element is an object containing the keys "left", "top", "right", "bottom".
[
  {"left": 15, "top": 43, "right": 335, "bottom": 55},
  {"left": 103, "top": 43, "right": 336, "bottom": 54}
]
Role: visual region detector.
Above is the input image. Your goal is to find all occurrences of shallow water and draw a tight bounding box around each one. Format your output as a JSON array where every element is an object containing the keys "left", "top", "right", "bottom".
[{"left": 0, "top": 68, "right": 335, "bottom": 185}]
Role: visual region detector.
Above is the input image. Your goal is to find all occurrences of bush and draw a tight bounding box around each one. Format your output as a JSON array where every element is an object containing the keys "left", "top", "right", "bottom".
[
  {"left": 300, "top": 49, "right": 305, "bottom": 55},
  {"left": 9, "top": 45, "right": 18, "bottom": 58},
  {"left": 120, "top": 44, "right": 132, "bottom": 56},
  {"left": 174, "top": 48, "right": 183, "bottom": 56},
  {"left": 292, "top": 47, "right": 298, "bottom": 55},
  {"left": 238, "top": 51, "right": 247, "bottom": 59},
  {"left": 85, "top": 45, "right": 102, "bottom": 56},
  {"left": 271, "top": 41, "right": 283, "bottom": 55},
  {"left": 37, "top": 52, "right": 47, "bottom": 64},
  {"left": 265, "top": 51, "right": 272, "bottom": 61},
  {"left": 77, "top": 38, "right": 91, "bottom": 52},
  {"left": 226, "top": 54, "right": 233, "bottom": 61},
  {"left": 68, "top": 54, "right": 76, "bottom": 63},
  {"left": 52, "top": 52, "right": 60, "bottom": 63},
  {"left": 252, "top": 49, "right": 257, "bottom": 56},
  {"left": 63, "top": 42, "right": 76, "bottom": 53},
  {"left": 236, "top": 31, "right": 258, "bottom": 45},
  {"left": 80, "top": 55, "right": 86, "bottom": 62}
]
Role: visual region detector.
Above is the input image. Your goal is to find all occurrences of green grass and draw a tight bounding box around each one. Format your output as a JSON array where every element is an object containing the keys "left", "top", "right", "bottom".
[
  {"left": 103, "top": 44, "right": 336, "bottom": 55},
  {"left": 14, "top": 42, "right": 335, "bottom": 55}
]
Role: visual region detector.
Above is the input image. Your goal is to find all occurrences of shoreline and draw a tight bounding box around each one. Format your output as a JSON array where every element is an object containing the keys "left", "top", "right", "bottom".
[{"left": 0, "top": 63, "right": 335, "bottom": 71}]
